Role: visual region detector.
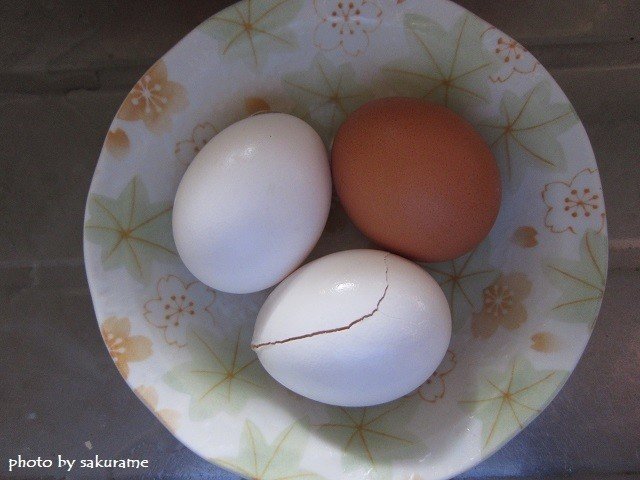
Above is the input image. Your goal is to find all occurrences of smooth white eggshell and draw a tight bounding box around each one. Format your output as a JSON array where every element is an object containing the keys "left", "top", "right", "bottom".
[
  {"left": 172, "top": 113, "right": 331, "bottom": 294},
  {"left": 252, "top": 249, "right": 452, "bottom": 407}
]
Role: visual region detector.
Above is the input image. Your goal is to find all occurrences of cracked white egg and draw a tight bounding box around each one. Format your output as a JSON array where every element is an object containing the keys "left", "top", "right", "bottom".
[
  {"left": 252, "top": 249, "right": 452, "bottom": 406},
  {"left": 172, "top": 113, "right": 331, "bottom": 294}
]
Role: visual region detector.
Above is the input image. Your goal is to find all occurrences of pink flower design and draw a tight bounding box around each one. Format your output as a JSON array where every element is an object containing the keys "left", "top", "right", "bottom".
[
  {"left": 542, "top": 168, "right": 605, "bottom": 235},
  {"left": 101, "top": 317, "right": 152, "bottom": 379},
  {"left": 313, "top": 0, "right": 382, "bottom": 56},
  {"left": 411, "top": 350, "right": 456, "bottom": 403},
  {"left": 175, "top": 122, "right": 218, "bottom": 166},
  {"left": 472, "top": 273, "right": 532, "bottom": 339},
  {"left": 482, "top": 27, "right": 538, "bottom": 83},
  {"left": 117, "top": 60, "right": 188, "bottom": 134},
  {"left": 143, "top": 275, "right": 217, "bottom": 347}
]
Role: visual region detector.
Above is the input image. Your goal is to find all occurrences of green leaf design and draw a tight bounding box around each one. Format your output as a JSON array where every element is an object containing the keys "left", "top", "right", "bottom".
[
  {"left": 381, "top": 13, "right": 492, "bottom": 116},
  {"left": 317, "top": 400, "right": 424, "bottom": 478},
  {"left": 546, "top": 230, "right": 607, "bottom": 328},
  {"left": 84, "top": 177, "right": 176, "bottom": 282},
  {"left": 282, "top": 53, "right": 373, "bottom": 145},
  {"left": 198, "top": 0, "right": 304, "bottom": 69},
  {"left": 420, "top": 240, "right": 498, "bottom": 332},
  {"left": 216, "top": 419, "right": 322, "bottom": 479},
  {"left": 476, "top": 82, "right": 577, "bottom": 187},
  {"left": 164, "top": 327, "right": 269, "bottom": 419},
  {"left": 460, "top": 358, "right": 565, "bottom": 451}
]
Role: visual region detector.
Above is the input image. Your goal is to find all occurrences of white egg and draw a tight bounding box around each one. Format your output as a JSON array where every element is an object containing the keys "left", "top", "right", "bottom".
[
  {"left": 252, "top": 249, "right": 452, "bottom": 407},
  {"left": 173, "top": 113, "right": 331, "bottom": 294}
]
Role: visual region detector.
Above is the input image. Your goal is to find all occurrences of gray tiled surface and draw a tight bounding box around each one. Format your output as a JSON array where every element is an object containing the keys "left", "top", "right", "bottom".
[
  {"left": 0, "top": 91, "right": 124, "bottom": 266},
  {"left": 1, "top": 1, "right": 639, "bottom": 479}
]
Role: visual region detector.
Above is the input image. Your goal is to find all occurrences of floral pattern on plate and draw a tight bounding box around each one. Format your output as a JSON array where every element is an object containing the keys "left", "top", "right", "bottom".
[
  {"left": 175, "top": 122, "right": 219, "bottom": 166},
  {"left": 512, "top": 226, "right": 539, "bottom": 248},
  {"left": 546, "top": 230, "right": 607, "bottom": 328},
  {"left": 476, "top": 82, "right": 577, "bottom": 187},
  {"left": 382, "top": 13, "right": 493, "bottom": 116},
  {"left": 198, "top": 0, "right": 304, "bottom": 69},
  {"left": 317, "top": 400, "right": 425, "bottom": 478},
  {"left": 543, "top": 168, "right": 605, "bottom": 235},
  {"left": 116, "top": 60, "right": 188, "bottom": 134},
  {"left": 460, "top": 358, "right": 565, "bottom": 451},
  {"left": 471, "top": 273, "right": 532, "bottom": 339},
  {"left": 530, "top": 332, "right": 560, "bottom": 353},
  {"left": 216, "top": 419, "right": 323, "bottom": 479},
  {"left": 84, "top": 177, "right": 176, "bottom": 283},
  {"left": 164, "top": 327, "right": 269, "bottom": 419},
  {"left": 105, "top": 128, "right": 131, "bottom": 159},
  {"left": 143, "top": 275, "right": 218, "bottom": 347},
  {"left": 283, "top": 52, "right": 373, "bottom": 144},
  {"left": 84, "top": 1, "right": 608, "bottom": 478},
  {"left": 313, "top": 0, "right": 383, "bottom": 56},
  {"left": 421, "top": 239, "right": 498, "bottom": 332},
  {"left": 409, "top": 350, "right": 456, "bottom": 403},
  {"left": 481, "top": 27, "right": 539, "bottom": 83},
  {"left": 101, "top": 317, "right": 152, "bottom": 380}
]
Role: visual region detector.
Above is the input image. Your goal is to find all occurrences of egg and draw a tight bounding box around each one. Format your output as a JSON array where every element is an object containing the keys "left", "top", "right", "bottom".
[
  {"left": 331, "top": 97, "right": 501, "bottom": 262},
  {"left": 252, "top": 249, "right": 451, "bottom": 407},
  {"left": 173, "top": 113, "right": 331, "bottom": 294}
]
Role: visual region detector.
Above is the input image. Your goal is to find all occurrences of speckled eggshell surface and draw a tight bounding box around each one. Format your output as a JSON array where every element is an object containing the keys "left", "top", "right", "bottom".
[
  {"left": 252, "top": 249, "right": 452, "bottom": 407},
  {"left": 331, "top": 97, "right": 502, "bottom": 262}
]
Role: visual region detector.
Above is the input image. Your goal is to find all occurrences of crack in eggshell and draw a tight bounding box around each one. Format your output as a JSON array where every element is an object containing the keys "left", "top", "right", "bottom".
[{"left": 251, "top": 256, "right": 390, "bottom": 350}]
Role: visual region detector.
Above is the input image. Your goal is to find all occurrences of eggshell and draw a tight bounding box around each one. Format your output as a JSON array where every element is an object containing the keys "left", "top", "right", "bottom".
[
  {"left": 331, "top": 97, "right": 502, "bottom": 262},
  {"left": 173, "top": 113, "right": 331, "bottom": 294},
  {"left": 252, "top": 249, "right": 452, "bottom": 407}
]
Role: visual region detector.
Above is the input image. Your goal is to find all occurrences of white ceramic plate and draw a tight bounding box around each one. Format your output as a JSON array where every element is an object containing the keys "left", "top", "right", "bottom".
[{"left": 84, "top": 1, "right": 608, "bottom": 478}]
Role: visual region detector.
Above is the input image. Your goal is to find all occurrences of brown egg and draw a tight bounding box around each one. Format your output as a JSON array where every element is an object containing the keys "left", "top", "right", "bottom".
[{"left": 331, "top": 97, "right": 501, "bottom": 262}]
